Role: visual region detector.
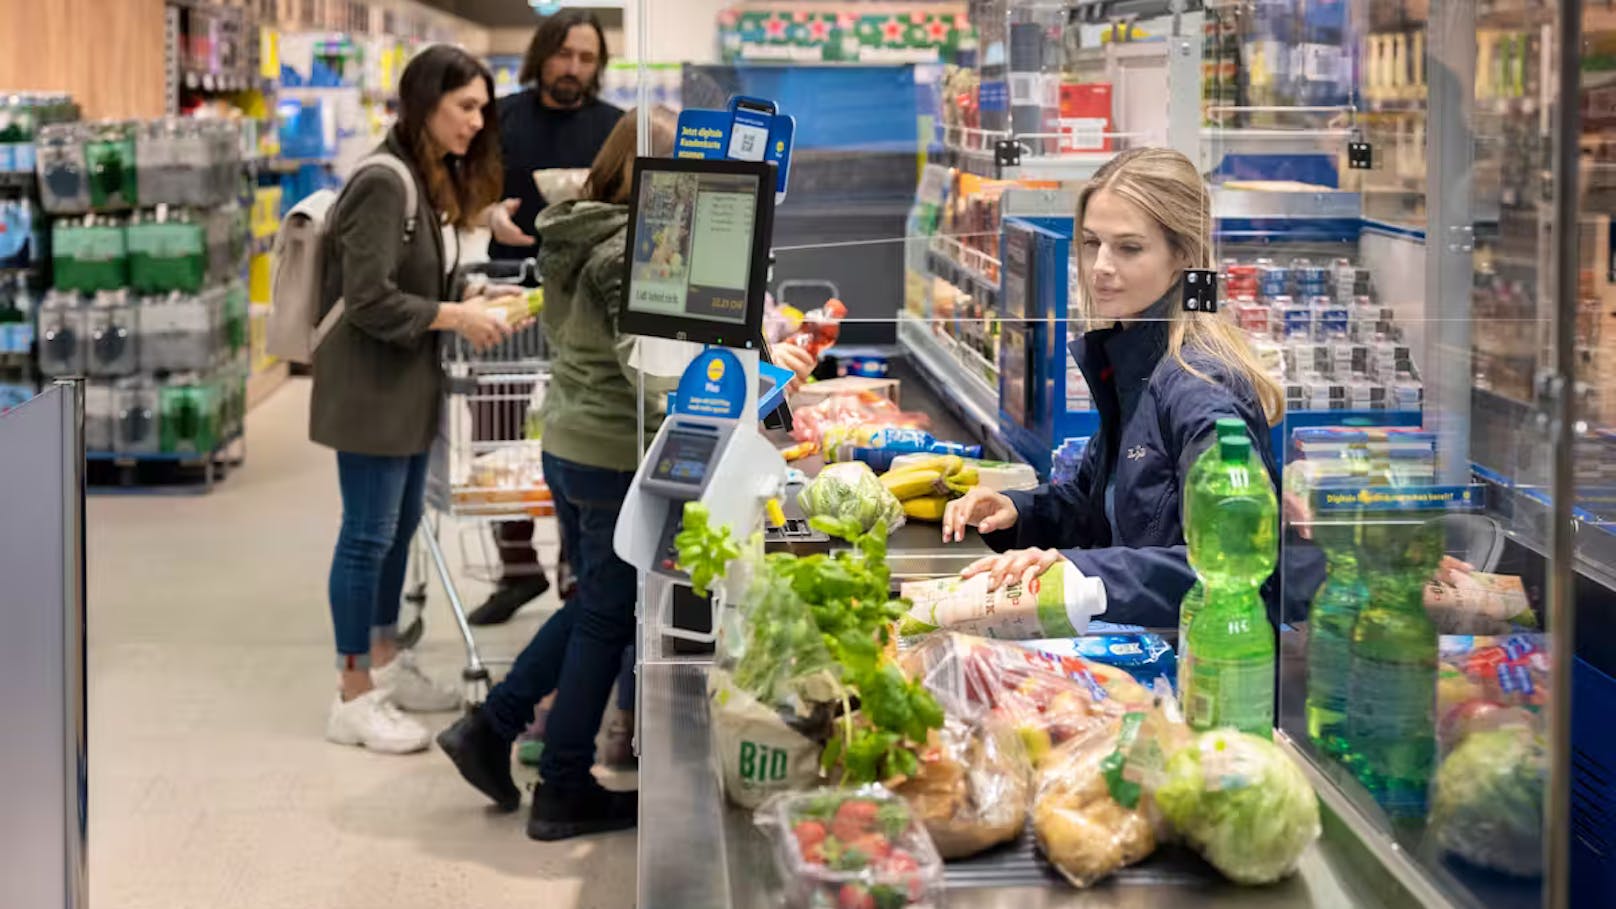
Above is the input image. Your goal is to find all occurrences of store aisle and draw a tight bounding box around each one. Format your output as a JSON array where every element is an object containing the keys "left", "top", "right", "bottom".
[{"left": 86, "top": 379, "right": 636, "bottom": 909}]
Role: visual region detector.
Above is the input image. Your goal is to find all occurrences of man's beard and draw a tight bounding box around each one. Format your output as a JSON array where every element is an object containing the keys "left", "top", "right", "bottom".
[{"left": 543, "top": 75, "right": 587, "bottom": 107}]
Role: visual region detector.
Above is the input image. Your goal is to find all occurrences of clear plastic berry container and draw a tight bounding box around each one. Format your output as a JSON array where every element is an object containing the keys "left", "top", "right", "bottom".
[{"left": 758, "top": 786, "right": 945, "bottom": 909}]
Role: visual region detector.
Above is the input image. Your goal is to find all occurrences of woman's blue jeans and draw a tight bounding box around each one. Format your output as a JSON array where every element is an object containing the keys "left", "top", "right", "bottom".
[
  {"left": 483, "top": 452, "right": 638, "bottom": 791},
  {"left": 328, "top": 451, "right": 429, "bottom": 669}
]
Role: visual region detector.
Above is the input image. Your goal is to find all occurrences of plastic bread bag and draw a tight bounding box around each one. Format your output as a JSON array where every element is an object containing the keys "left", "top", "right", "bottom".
[
  {"left": 892, "top": 710, "right": 1033, "bottom": 859},
  {"left": 899, "top": 633, "right": 1153, "bottom": 769},
  {"left": 756, "top": 786, "right": 946, "bottom": 909},
  {"left": 1031, "top": 712, "right": 1175, "bottom": 888},
  {"left": 707, "top": 538, "right": 840, "bottom": 808},
  {"left": 798, "top": 460, "right": 906, "bottom": 535},
  {"left": 1155, "top": 728, "right": 1322, "bottom": 885},
  {"left": 532, "top": 167, "right": 589, "bottom": 203}
]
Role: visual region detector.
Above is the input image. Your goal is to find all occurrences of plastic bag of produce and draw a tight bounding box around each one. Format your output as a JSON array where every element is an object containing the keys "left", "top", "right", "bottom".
[
  {"left": 799, "top": 461, "right": 906, "bottom": 535},
  {"left": 1031, "top": 711, "right": 1178, "bottom": 887},
  {"left": 1436, "top": 634, "right": 1547, "bottom": 756},
  {"left": 789, "top": 389, "right": 930, "bottom": 445},
  {"left": 1155, "top": 729, "right": 1321, "bottom": 885},
  {"left": 758, "top": 786, "right": 946, "bottom": 909},
  {"left": 1429, "top": 726, "right": 1546, "bottom": 877},
  {"left": 893, "top": 712, "right": 1032, "bottom": 859},
  {"left": 899, "top": 633, "right": 1151, "bottom": 769},
  {"left": 707, "top": 540, "right": 840, "bottom": 808}
]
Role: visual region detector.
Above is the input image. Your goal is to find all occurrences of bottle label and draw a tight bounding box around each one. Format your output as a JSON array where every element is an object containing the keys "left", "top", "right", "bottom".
[
  {"left": 1348, "top": 657, "right": 1434, "bottom": 741},
  {"left": 1186, "top": 654, "right": 1274, "bottom": 735}
]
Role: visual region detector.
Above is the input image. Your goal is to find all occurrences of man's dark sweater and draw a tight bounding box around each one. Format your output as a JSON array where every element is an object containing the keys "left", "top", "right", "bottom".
[{"left": 491, "top": 90, "right": 623, "bottom": 261}]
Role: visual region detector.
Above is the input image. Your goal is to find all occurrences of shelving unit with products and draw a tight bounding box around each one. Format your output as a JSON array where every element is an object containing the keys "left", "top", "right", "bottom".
[
  {"left": 31, "top": 114, "right": 254, "bottom": 490},
  {"left": 0, "top": 93, "right": 80, "bottom": 415}
]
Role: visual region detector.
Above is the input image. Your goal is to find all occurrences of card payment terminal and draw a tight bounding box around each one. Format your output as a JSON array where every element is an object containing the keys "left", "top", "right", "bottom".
[{"left": 612, "top": 155, "right": 788, "bottom": 656}]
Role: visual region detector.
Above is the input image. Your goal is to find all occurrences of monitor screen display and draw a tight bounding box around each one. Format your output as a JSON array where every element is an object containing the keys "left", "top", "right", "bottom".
[
  {"left": 627, "top": 169, "right": 763, "bottom": 326},
  {"left": 650, "top": 429, "right": 720, "bottom": 485}
]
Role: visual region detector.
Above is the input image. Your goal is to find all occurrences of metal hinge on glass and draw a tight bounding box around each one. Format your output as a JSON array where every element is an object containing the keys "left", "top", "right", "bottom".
[
  {"left": 994, "top": 138, "right": 1021, "bottom": 169},
  {"left": 1182, "top": 268, "right": 1219, "bottom": 314},
  {"left": 1348, "top": 139, "right": 1374, "bottom": 170}
]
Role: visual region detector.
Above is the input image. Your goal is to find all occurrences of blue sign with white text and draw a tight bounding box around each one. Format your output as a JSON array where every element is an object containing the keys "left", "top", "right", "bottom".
[
  {"left": 674, "top": 95, "right": 795, "bottom": 202},
  {"left": 672, "top": 348, "right": 747, "bottom": 420}
]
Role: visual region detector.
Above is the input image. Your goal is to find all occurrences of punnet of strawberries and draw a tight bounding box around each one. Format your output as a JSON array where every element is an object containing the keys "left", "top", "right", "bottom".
[{"left": 764, "top": 787, "right": 944, "bottom": 909}]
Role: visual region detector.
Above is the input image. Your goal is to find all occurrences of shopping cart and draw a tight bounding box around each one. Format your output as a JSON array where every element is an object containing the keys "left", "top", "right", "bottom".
[{"left": 412, "top": 259, "right": 557, "bottom": 705}]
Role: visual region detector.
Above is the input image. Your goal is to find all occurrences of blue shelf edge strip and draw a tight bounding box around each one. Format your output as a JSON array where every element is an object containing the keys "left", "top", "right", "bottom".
[{"left": 86, "top": 432, "right": 241, "bottom": 465}]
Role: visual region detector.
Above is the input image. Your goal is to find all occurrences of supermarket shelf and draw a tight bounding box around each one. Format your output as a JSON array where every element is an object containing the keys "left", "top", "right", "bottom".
[
  {"left": 897, "top": 311, "right": 1014, "bottom": 461},
  {"left": 925, "top": 235, "right": 1001, "bottom": 308},
  {"left": 0, "top": 172, "right": 37, "bottom": 192}
]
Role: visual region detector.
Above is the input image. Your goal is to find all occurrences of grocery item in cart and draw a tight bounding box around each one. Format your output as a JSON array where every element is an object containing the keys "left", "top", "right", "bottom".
[
  {"left": 758, "top": 787, "right": 946, "bottom": 909},
  {"left": 893, "top": 711, "right": 1031, "bottom": 860},
  {"left": 1032, "top": 716, "right": 1167, "bottom": 888},
  {"left": 897, "top": 562, "right": 1106, "bottom": 640},
  {"left": 452, "top": 447, "right": 553, "bottom": 515},
  {"left": 1155, "top": 728, "right": 1321, "bottom": 885}
]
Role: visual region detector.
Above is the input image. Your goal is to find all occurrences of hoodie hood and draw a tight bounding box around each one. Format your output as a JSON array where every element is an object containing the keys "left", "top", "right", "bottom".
[{"left": 536, "top": 200, "right": 630, "bottom": 293}]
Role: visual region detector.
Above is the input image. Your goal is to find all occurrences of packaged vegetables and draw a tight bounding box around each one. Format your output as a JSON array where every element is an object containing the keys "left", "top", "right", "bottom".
[
  {"left": 892, "top": 705, "right": 1032, "bottom": 859},
  {"left": 1155, "top": 729, "right": 1322, "bottom": 885},
  {"left": 678, "top": 506, "right": 944, "bottom": 804},
  {"left": 1032, "top": 715, "right": 1171, "bottom": 887},
  {"left": 799, "top": 461, "right": 907, "bottom": 536},
  {"left": 1429, "top": 726, "right": 1546, "bottom": 877},
  {"left": 759, "top": 787, "right": 946, "bottom": 909}
]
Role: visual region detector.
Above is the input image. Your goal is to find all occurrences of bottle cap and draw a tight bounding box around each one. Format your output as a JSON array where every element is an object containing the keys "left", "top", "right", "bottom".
[
  {"left": 1219, "top": 434, "right": 1251, "bottom": 461},
  {"left": 1214, "top": 416, "right": 1245, "bottom": 439}
]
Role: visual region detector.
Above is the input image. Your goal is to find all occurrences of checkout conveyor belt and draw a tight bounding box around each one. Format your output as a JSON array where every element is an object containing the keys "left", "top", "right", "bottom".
[{"left": 634, "top": 354, "right": 1412, "bottom": 909}]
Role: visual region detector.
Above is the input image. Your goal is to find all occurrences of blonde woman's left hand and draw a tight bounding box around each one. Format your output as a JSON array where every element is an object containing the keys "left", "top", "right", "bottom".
[{"left": 960, "top": 547, "right": 1066, "bottom": 591}]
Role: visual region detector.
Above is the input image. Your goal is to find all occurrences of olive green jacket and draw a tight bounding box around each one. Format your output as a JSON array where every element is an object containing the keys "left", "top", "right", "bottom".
[{"left": 534, "top": 200, "right": 673, "bottom": 472}]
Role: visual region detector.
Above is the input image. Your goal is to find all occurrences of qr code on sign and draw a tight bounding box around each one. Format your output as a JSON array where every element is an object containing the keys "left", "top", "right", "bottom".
[{"left": 727, "top": 122, "right": 768, "bottom": 162}]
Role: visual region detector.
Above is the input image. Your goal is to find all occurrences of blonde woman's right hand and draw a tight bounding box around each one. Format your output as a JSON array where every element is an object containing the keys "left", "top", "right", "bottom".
[
  {"left": 453, "top": 297, "right": 514, "bottom": 350},
  {"left": 942, "top": 486, "right": 1018, "bottom": 543}
]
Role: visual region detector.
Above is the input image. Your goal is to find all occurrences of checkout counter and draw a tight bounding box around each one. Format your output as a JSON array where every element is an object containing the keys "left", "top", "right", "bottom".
[{"left": 611, "top": 157, "right": 1425, "bottom": 909}]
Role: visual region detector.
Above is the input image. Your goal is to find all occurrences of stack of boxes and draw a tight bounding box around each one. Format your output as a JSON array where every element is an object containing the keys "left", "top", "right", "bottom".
[
  {"left": 1222, "top": 255, "right": 1423, "bottom": 414},
  {"left": 33, "top": 117, "right": 250, "bottom": 458}
]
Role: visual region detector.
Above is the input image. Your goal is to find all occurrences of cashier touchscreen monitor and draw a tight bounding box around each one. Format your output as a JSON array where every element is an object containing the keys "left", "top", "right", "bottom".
[{"left": 619, "top": 156, "right": 775, "bottom": 349}]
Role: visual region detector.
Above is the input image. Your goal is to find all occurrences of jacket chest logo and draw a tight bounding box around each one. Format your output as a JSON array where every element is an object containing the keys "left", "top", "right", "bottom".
[{"left": 1126, "top": 445, "right": 1148, "bottom": 461}]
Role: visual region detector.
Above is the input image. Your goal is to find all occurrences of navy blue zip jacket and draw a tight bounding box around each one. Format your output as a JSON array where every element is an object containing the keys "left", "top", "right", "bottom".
[{"left": 982, "top": 292, "right": 1281, "bottom": 628}]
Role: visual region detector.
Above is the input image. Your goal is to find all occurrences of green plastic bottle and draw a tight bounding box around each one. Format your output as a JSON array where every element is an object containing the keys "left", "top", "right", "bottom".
[
  {"left": 1181, "top": 434, "right": 1278, "bottom": 738},
  {"left": 1346, "top": 515, "right": 1442, "bottom": 818},
  {"left": 1177, "top": 417, "right": 1250, "bottom": 695},
  {"left": 1304, "top": 507, "right": 1367, "bottom": 759}
]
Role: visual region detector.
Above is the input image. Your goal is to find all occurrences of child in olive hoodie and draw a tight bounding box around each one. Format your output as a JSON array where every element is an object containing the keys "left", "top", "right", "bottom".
[{"left": 437, "top": 109, "right": 674, "bottom": 840}]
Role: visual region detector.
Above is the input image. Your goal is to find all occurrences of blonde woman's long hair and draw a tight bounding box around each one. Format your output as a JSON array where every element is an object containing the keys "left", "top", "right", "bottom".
[{"left": 1074, "top": 147, "right": 1285, "bottom": 426}]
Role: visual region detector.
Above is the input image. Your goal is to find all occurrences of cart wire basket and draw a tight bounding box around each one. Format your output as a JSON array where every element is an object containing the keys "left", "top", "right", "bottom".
[{"left": 412, "top": 260, "right": 560, "bottom": 705}]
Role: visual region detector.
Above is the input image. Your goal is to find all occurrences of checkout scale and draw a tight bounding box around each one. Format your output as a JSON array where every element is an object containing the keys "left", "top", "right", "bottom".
[{"left": 612, "top": 155, "right": 828, "bottom": 660}]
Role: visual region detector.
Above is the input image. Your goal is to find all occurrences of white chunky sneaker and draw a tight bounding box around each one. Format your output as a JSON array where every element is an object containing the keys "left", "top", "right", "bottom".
[
  {"left": 374, "top": 650, "right": 463, "bottom": 713},
  {"left": 325, "top": 689, "right": 431, "bottom": 754}
]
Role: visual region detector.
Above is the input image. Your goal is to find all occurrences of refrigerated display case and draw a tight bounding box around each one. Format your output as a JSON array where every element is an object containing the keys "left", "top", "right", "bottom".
[{"left": 618, "top": 0, "right": 1607, "bottom": 906}]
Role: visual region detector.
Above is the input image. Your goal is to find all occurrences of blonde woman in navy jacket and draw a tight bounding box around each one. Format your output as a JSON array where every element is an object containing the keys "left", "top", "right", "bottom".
[{"left": 943, "top": 148, "right": 1285, "bottom": 628}]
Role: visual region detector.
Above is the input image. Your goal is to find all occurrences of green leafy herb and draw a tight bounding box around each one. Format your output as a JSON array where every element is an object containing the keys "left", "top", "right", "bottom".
[
  {"left": 674, "top": 502, "right": 741, "bottom": 597},
  {"left": 683, "top": 507, "right": 943, "bottom": 787}
]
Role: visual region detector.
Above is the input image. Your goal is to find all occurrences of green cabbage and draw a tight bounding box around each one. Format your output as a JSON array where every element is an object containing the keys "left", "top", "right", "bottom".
[
  {"left": 1430, "top": 727, "right": 1545, "bottom": 877},
  {"left": 1155, "top": 730, "right": 1321, "bottom": 885},
  {"left": 798, "top": 462, "right": 904, "bottom": 534}
]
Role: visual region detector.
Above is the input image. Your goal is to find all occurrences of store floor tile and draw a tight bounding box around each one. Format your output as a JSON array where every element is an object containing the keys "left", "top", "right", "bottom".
[{"left": 86, "top": 378, "right": 636, "bottom": 909}]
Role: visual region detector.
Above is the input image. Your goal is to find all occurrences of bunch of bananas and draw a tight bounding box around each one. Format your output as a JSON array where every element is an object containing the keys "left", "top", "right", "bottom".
[{"left": 879, "top": 455, "right": 979, "bottom": 521}]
